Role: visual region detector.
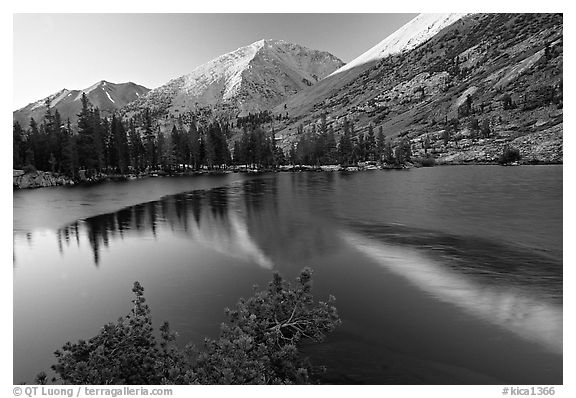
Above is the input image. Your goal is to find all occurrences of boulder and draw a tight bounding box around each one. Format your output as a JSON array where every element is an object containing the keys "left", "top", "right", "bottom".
[{"left": 13, "top": 170, "right": 73, "bottom": 189}]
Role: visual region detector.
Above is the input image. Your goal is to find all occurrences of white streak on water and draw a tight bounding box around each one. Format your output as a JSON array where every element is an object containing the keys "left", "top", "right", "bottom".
[
  {"left": 341, "top": 231, "right": 562, "bottom": 354},
  {"left": 188, "top": 211, "right": 273, "bottom": 270}
]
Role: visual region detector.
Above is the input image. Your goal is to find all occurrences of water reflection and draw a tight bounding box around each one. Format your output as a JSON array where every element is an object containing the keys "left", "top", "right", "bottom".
[
  {"left": 345, "top": 222, "right": 562, "bottom": 303},
  {"left": 342, "top": 231, "right": 563, "bottom": 354},
  {"left": 38, "top": 176, "right": 563, "bottom": 357},
  {"left": 14, "top": 168, "right": 563, "bottom": 384},
  {"left": 35, "top": 176, "right": 340, "bottom": 272},
  {"left": 51, "top": 182, "right": 278, "bottom": 269}
]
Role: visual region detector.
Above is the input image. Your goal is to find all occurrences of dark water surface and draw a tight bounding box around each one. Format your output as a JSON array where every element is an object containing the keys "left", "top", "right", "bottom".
[{"left": 13, "top": 166, "right": 563, "bottom": 384}]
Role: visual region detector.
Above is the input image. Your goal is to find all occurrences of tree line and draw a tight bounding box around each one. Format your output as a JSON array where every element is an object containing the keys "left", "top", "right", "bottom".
[
  {"left": 13, "top": 94, "right": 237, "bottom": 178},
  {"left": 14, "top": 95, "right": 414, "bottom": 178},
  {"left": 288, "top": 114, "right": 411, "bottom": 166}
]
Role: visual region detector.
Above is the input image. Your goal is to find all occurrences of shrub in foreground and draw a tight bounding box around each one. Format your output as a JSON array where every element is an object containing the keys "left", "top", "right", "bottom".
[{"left": 47, "top": 268, "right": 340, "bottom": 384}]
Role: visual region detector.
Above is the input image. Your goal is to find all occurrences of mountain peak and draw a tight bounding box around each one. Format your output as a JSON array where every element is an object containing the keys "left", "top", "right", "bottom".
[
  {"left": 14, "top": 81, "right": 150, "bottom": 127},
  {"left": 330, "top": 13, "right": 468, "bottom": 77},
  {"left": 257, "top": 38, "right": 286, "bottom": 45},
  {"left": 125, "top": 39, "right": 344, "bottom": 120}
]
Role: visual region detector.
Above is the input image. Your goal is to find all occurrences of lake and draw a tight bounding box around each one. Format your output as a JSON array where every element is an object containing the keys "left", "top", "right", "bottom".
[{"left": 13, "top": 165, "right": 563, "bottom": 384}]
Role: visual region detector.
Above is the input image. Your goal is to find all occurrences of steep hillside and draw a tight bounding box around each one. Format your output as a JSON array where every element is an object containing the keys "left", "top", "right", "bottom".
[
  {"left": 330, "top": 13, "right": 467, "bottom": 77},
  {"left": 122, "top": 39, "right": 343, "bottom": 125},
  {"left": 14, "top": 81, "right": 150, "bottom": 127},
  {"left": 275, "top": 13, "right": 563, "bottom": 164},
  {"left": 272, "top": 13, "right": 467, "bottom": 121}
]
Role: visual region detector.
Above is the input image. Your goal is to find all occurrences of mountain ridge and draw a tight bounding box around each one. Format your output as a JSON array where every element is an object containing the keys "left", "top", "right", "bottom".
[
  {"left": 121, "top": 39, "right": 344, "bottom": 122},
  {"left": 14, "top": 80, "right": 150, "bottom": 127},
  {"left": 273, "top": 13, "right": 563, "bottom": 164},
  {"left": 272, "top": 13, "right": 469, "bottom": 122},
  {"left": 330, "top": 13, "right": 468, "bottom": 77}
]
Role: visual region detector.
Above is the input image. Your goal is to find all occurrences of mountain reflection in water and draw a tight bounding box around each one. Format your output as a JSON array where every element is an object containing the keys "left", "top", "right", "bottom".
[{"left": 54, "top": 185, "right": 273, "bottom": 269}]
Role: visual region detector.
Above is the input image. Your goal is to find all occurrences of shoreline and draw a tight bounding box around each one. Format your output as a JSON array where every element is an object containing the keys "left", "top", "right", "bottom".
[{"left": 13, "top": 161, "right": 563, "bottom": 190}]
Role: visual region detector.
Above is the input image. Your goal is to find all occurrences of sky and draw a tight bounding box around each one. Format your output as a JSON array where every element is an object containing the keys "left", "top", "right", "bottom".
[{"left": 13, "top": 13, "right": 417, "bottom": 110}]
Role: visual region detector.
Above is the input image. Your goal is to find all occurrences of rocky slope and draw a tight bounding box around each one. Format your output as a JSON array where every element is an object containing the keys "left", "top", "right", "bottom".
[
  {"left": 13, "top": 80, "right": 150, "bottom": 128},
  {"left": 273, "top": 13, "right": 563, "bottom": 164},
  {"left": 122, "top": 39, "right": 343, "bottom": 123}
]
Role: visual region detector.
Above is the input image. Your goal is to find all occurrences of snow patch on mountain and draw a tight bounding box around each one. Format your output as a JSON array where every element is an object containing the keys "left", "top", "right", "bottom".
[
  {"left": 330, "top": 13, "right": 468, "bottom": 77},
  {"left": 30, "top": 89, "right": 71, "bottom": 111},
  {"left": 74, "top": 81, "right": 105, "bottom": 101},
  {"left": 181, "top": 40, "right": 265, "bottom": 101},
  {"left": 130, "top": 39, "right": 343, "bottom": 117},
  {"left": 105, "top": 91, "right": 115, "bottom": 103}
]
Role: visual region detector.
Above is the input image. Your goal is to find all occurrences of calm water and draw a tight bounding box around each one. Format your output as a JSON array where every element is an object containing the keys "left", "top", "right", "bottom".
[{"left": 13, "top": 166, "right": 563, "bottom": 384}]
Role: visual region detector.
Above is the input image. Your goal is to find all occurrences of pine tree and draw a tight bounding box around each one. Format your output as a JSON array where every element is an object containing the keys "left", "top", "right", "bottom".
[
  {"left": 169, "top": 125, "right": 181, "bottom": 170},
  {"left": 13, "top": 121, "right": 24, "bottom": 168},
  {"left": 270, "top": 127, "right": 278, "bottom": 167},
  {"left": 338, "top": 118, "right": 353, "bottom": 165},
  {"left": 61, "top": 119, "right": 78, "bottom": 178},
  {"left": 189, "top": 122, "right": 200, "bottom": 170},
  {"left": 110, "top": 115, "right": 130, "bottom": 174},
  {"left": 198, "top": 134, "right": 206, "bottom": 168},
  {"left": 394, "top": 138, "right": 412, "bottom": 164},
  {"left": 26, "top": 118, "right": 40, "bottom": 169},
  {"left": 39, "top": 104, "right": 60, "bottom": 171},
  {"left": 366, "top": 124, "right": 376, "bottom": 161},
  {"left": 143, "top": 109, "right": 156, "bottom": 170},
  {"left": 128, "top": 119, "right": 144, "bottom": 172},
  {"left": 326, "top": 124, "right": 337, "bottom": 164},
  {"left": 289, "top": 143, "right": 297, "bottom": 165},
  {"left": 53, "top": 110, "right": 65, "bottom": 172},
  {"left": 383, "top": 138, "right": 395, "bottom": 165},
  {"left": 92, "top": 108, "right": 106, "bottom": 171},
  {"left": 376, "top": 126, "right": 385, "bottom": 162},
  {"left": 274, "top": 146, "right": 286, "bottom": 166},
  {"left": 48, "top": 152, "right": 57, "bottom": 173},
  {"left": 353, "top": 133, "right": 366, "bottom": 163},
  {"left": 156, "top": 130, "right": 167, "bottom": 170},
  {"left": 109, "top": 115, "right": 119, "bottom": 172},
  {"left": 77, "top": 93, "right": 98, "bottom": 171},
  {"left": 232, "top": 140, "right": 242, "bottom": 166}
]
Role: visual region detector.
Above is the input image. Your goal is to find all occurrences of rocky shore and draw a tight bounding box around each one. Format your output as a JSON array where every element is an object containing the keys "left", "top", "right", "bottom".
[
  {"left": 13, "top": 155, "right": 562, "bottom": 191},
  {"left": 13, "top": 169, "right": 75, "bottom": 189},
  {"left": 12, "top": 169, "right": 232, "bottom": 190}
]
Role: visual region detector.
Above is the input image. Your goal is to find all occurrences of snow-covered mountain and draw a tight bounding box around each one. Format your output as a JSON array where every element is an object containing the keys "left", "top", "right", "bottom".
[
  {"left": 123, "top": 39, "right": 343, "bottom": 118},
  {"left": 13, "top": 80, "right": 150, "bottom": 127},
  {"left": 330, "top": 13, "right": 468, "bottom": 77},
  {"left": 273, "top": 13, "right": 562, "bottom": 164},
  {"left": 273, "top": 13, "right": 469, "bottom": 120}
]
